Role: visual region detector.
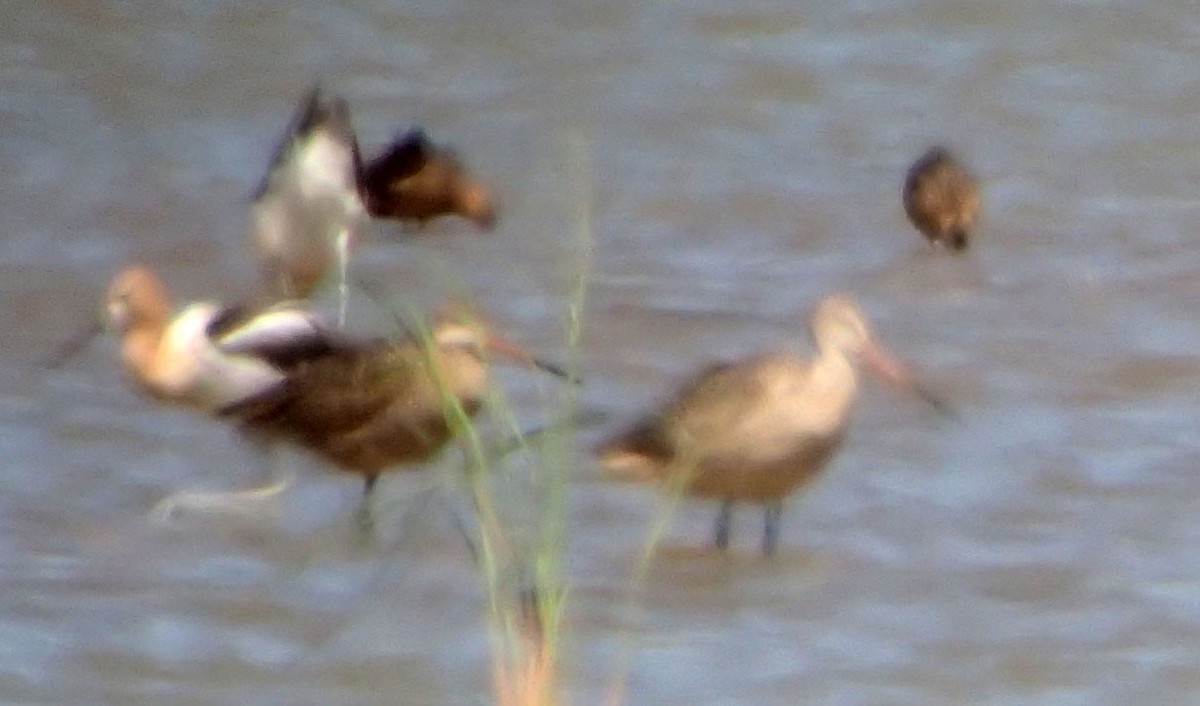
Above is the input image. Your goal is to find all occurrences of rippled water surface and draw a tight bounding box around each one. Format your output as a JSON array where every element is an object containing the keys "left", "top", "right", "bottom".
[{"left": 7, "top": 2, "right": 1200, "bottom": 703}]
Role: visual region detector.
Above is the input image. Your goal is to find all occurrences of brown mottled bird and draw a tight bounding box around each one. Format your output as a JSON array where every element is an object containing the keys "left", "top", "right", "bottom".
[
  {"left": 361, "top": 128, "right": 497, "bottom": 231},
  {"left": 903, "top": 146, "right": 980, "bottom": 251},
  {"left": 598, "top": 295, "right": 945, "bottom": 555},
  {"left": 230, "top": 308, "right": 542, "bottom": 496}
]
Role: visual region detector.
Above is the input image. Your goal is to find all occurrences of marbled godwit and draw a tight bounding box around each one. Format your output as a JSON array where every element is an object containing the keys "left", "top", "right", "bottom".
[
  {"left": 229, "top": 304, "right": 556, "bottom": 496},
  {"left": 598, "top": 295, "right": 944, "bottom": 555},
  {"left": 361, "top": 128, "right": 497, "bottom": 231},
  {"left": 903, "top": 146, "right": 980, "bottom": 251},
  {"left": 105, "top": 265, "right": 564, "bottom": 512},
  {"left": 250, "top": 86, "right": 366, "bottom": 317}
]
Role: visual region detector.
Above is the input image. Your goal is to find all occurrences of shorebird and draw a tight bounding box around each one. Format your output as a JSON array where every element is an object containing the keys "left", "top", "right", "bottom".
[
  {"left": 105, "top": 266, "right": 316, "bottom": 415},
  {"left": 903, "top": 146, "right": 980, "bottom": 251},
  {"left": 361, "top": 127, "right": 497, "bottom": 231},
  {"left": 250, "top": 90, "right": 496, "bottom": 315},
  {"left": 250, "top": 86, "right": 366, "bottom": 322},
  {"left": 228, "top": 303, "right": 559, "bottom": 497},
  {"left": 597, "top": 295, "right": 945, "bottom": 555},
  {"left": 105, "top": 265, "right": 565, "bottom": 514}
]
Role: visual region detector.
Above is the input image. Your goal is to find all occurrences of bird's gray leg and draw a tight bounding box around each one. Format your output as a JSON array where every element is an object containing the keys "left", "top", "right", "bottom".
[
  {"left": 714, "top": 499, "right": 734, "bottom": 550},
  {"left": 150, "top": 439, "right": 293, "bottom": 523},
  {"left": 762, "top": 501, "right": 783, "bottom": 556},
  {"left": 352, "top": 473, "right": 382, "bottom": 533}
]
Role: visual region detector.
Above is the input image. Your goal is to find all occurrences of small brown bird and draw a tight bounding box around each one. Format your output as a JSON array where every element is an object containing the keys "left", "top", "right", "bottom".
[
  {"left": 903, "top": 146, "right": 980, "bottom": 251},
  {"left": 105, "top": 265, "right": 565, "bottom": 507},
  {"left": 598, "top": 295, "right": 945, "bottom": 555},
  {"left": 361, "top": 128, "right": 497, "bottom": 231}
]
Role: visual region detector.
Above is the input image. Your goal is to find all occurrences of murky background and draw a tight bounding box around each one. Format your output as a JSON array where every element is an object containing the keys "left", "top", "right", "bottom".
[{"left": 6, "top": 1, "right": 1200, "bottom": 703}]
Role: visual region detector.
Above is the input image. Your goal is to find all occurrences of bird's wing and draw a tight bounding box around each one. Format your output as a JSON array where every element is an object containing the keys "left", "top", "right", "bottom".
[
  {"left": 211, "top": 304, "right": 340, "bottom": 369},
  {"left": 663, "top": 358, "right": 780, "bottom": 442},
  {"left": 605, "top": 358, "right": 780, "bottom": 462},
  {"left": 227, "top": 340, "right": 417, "bottom": 439},
  {"left": 251, "top": 85, "right": 363, "bottom": 207},
  {"left": 362, "top": 127, "right": 432, "bottom": 188}
]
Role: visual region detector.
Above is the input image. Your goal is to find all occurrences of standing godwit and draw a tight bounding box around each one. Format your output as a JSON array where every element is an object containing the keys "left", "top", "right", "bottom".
[
  {"left": 228, "top": 303, "right": 557, "bottom": 496},
  {"left": 598, "top": 295, "right": 944, "bottom": 555},
  {"left": 903, "top": 146, "right": 981, "bottom": 251},
  {"left": 361, "top": 127, "right": 497, "bottom": 231},
  {"left": 250, "top": 86, "right": 365, "bottom": 321},
  {"left": 105, "top": 265, "right": 564, "bottom": 513}
]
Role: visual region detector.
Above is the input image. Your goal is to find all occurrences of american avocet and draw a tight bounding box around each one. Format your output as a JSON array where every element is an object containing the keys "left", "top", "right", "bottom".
[
  {"left": 106, "top": 265, "right": 330, "bottom": 516},
  {"left": 105, "top": 265, "right": 318, "bottom": 414},
  {"left": 361, "top": 128, "right": 497, "bottom": 231},
  {"left": 105, "top": 265, "right": 565, "bottom": 516},
  {"left": 903, "top": 146, "right": 981, "bottom": 252},
  {"left": 597, "top": 295, "right": 946, "bottom": 555}
]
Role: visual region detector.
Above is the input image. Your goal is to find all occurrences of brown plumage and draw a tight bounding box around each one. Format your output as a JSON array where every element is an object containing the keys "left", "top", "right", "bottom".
[
  {"left": 598, "top": 295, "right": 942, "bottom": 554},
  {"left": 608, "top": 359, "right": 847, "bottom": 503},
  {"left": 232, "top": 318, "right": 499, "bottom": 494},
  {"left": 361, "top": 128, "right": 497, "bottom": 231},
  {"left": 903, "top": 146, "right": 980, "bottom": 251}
]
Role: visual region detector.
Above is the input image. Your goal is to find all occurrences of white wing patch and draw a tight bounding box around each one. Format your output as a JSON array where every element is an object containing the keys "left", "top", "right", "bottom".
[
  {"left": 217, "top": 306, "right": 327, "bottom": 357},
  {"left": 153, "top": 304, "right": 287, "bottom": 413}
]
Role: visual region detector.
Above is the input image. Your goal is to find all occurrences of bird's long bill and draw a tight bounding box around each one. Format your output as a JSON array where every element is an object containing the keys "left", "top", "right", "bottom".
[
  {"left": 44, "top": 319, "right": 104, "bottom": 369},
  {"left": 482, "top": 333, "right": 577, "bottom": 383},
  {"left": 860, "top": 339, "right": 953, "bottom": 416}
]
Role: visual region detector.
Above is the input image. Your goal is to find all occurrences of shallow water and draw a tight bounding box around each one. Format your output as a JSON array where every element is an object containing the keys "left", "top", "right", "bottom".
[{"left": 7, "top": 1, "right": 1200, "bottom": 703}]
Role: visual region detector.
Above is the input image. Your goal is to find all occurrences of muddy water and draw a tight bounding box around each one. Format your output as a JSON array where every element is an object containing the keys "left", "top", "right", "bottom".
[{"left": 6, "top": 1, "right": 1200, "bottom": 703}]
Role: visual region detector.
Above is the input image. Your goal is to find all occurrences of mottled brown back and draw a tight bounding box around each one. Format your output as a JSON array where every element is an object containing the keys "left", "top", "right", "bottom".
[
  {"left": 234, "top": 340, "right": 482, "bottom": 476},
  {"left": 903, "top": 147, "right": 980, "bottom": 251}
]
